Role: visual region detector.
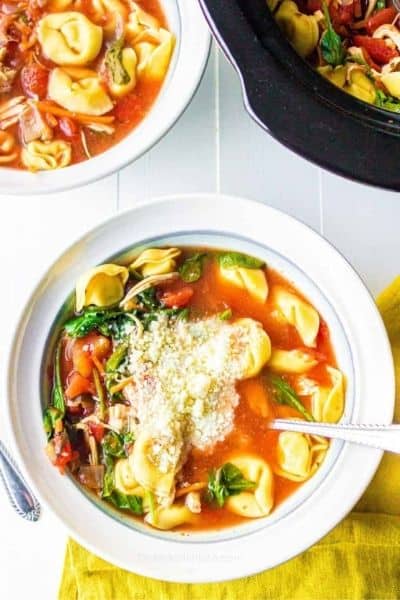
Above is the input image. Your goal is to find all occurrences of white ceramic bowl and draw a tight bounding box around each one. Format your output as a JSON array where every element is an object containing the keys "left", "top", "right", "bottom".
[
  {"left": 0, "top": 2, "right": 210, "bottom": 196},
  {"left": 4, "top": 194, "right": 395, "bottom": 582}
]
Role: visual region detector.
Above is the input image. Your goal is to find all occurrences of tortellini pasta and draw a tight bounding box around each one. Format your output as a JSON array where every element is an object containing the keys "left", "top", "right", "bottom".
[
  {"left": 114, "top": 458, "right": 144, "bottom": 496},
  {"left": 132, "top": 430, "right": 182, "bottom": 498},
  {"left": 268, "top": 349, "right": 318, "bottom": 373},
  {"left": 91, "top": 0, "right": 128, "bottom": 37},
  {"left": 75, "top": 263, "right": 129, "bottom": 311},
  {"left": 125, "top": 2, "right": 160, "bottom": 42},
  {"left": 220, "top": 265, "right": 268, "bottom": 304},
  {"left": 21, "top": 140, "right": 71, "bottom": 171},
  {"left": 318, "top": 65, "right": 347, "bottom": 89},
  {"left": 311, "top": 367, "right": 345, "bottom": 423},
  {"left": 275, "top": 431, "right": 329, "bottom": 482},
  {"left": 235, "top": 318, "right": 271, "bottom": 378},
  {"left": 380, "top": 72, "right": 400, "bottom": 100},
  {"left": 346, "top": 69, "right": 377, "bottom": 105},
  {"left": 48, "top": 67, "right": 113, "bottom": 116},
  {"left": 130, "top": 248, "right": 181, "bottom": 277},
  {"left": 37, "top": 12, "right": 103, "bottom": 66},
  {"left": 135, "top": 28, "right": 174, "bottom": 81},
  {"left": 275, "top": 0, "right": 319, "bottom": 58},
  {"left": 106, "top": 47, "right": 137, "bottom": 98},
  {"left": 274, "top": 287, "right": 320, "bottom": 347},
  {"left": 226, "top": 456, "right": 274, "bottom": 518},
  {"left": 145, "top": 504, "right": 193, "bottom": 530}
]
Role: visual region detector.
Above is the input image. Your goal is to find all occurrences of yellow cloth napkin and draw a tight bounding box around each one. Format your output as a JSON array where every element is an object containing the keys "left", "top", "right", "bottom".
[{"left": 59, "top": 278, "right": 400, "bottom": 600}]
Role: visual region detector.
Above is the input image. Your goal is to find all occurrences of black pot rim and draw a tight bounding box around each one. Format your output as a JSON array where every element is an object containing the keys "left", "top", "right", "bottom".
[{"left": 199, "top": 0, "right": 400, "bottom": 191}]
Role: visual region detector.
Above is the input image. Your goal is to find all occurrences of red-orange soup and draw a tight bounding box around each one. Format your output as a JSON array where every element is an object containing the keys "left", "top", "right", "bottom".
[
  {"left": 44, "top": 247, "right": 344, "bottom": 532},
  {"left": 0, "top": 0, "right": 173, "bottom": 170}
]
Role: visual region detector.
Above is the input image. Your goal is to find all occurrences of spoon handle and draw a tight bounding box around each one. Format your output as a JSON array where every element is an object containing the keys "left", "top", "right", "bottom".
[
  {"left": 271, "top": 420, "right": 400, "bottom": 454},
  {"left": 0, "top": 440, "right": 40, "bottom": 521}
]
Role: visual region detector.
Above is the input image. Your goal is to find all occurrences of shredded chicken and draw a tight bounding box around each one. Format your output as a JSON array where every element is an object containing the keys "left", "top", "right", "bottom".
[
  {"left": 0, "top": 95, "right": 26, "bottom": 129},
  {"left": 19, "top": 102, "right": 53, "bottom": 143}
]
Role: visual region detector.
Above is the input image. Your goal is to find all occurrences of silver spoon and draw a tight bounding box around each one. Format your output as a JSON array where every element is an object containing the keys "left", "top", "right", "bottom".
[
  {"left": 0, "top": 440, "right": 40, "bottom": 521},
  {"left": 271, "top": 420, "right": 400, "bottom": 454}
]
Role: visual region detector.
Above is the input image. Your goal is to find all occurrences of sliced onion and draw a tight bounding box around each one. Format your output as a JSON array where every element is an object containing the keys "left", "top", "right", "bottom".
[{"left": 78, "top": 465, "right": 105, "bottom": 490}]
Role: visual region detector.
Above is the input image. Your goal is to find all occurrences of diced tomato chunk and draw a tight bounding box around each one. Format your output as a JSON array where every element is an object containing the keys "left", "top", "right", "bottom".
[
  {"left": 20, "top": 64, "right": 49, "bottom": 99},
  {"left": 161, "top": 287, "right": 194, "bottom": 308},
  {"left": 329, "top": 2, "right": 354, "bottom": 28},
  {"left": 353, "top": 35, "right": 399, "bottom": 65},
  {"left": 72, "top": 342, "right": 93, "bottom": 378},
  {"left": 366, "top": 7, "right": 397, "bottom": 35},
  {"left": 49, "top": 436, "right": 79, "bottom": 473},
  {"left": 65, "top": 372, "right": 95, "bottom": 399},
  {"left": 90, "top": 335, "right": 112, "bottom": 360},
  {"left": 58, "top": 116, "right": 80, "bottom": 138},
  {"left": 88, "top": 422, "right": 105, "bottom": 443}
]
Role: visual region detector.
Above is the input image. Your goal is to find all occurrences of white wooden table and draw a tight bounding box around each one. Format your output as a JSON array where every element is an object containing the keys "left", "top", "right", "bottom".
[{"left": 0, "top": 44, "right": 398, "bottom": 599}]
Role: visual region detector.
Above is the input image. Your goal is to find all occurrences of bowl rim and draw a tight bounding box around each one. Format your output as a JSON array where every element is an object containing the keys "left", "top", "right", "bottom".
[
  {"left": 0, "top": 1, "right": 211, "bottom": 196},
  {"left": 3, "top": 193, "right": 395, "bottom": 582}
]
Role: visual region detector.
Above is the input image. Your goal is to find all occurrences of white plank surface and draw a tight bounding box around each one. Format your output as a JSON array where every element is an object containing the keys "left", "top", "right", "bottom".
[{"left": 1, "top": 42, "right": 398, "bottom": 600}]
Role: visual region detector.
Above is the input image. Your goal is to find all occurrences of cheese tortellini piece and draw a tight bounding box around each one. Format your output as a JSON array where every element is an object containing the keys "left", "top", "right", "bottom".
[
  {"left": 274, "top": 287, "right": 320, "bottom": 347},
  {"left": 268, "top": 349, "right": 318, "bottom": 373},
  {"left": 107, "top": 47, "right": 137, "bottom": 98},
  {"left": 235, "top": 318, "right": 271, "bottom": 378},
  {"left": 346, "top": 69, "right": 377, "bottom": 105},
  {"left": 49, "top": 67, "right": 113, "bottom": 116},
  {"left": 220, "top": 265, "right": 268, "bottom": 303},
  {"left": 132, "top": 430, "right": 182, "bottom": 498},
  {"left": 125, "top": 2, "right": 160, "bottom": 42},
  {"left": 135, "top": 28, "right": 174, "bottom": 81},
  {"left": 37, "top": 12, "right": 103, "bottom": 66},
  {"left": 21, "top": 140, "right": 71, "bottom": 171},
  {"left": 275, "top": 431, "right": 329, "bottom": 482},
  {"left": 275, "top": 1, "right": 319, "bottom": 58},
  {"left": 226, "top": 456, "right": 274, "bottom": 518},
  {"left": 114, "top": 458, "right": 144, "bottom": 496},
  {"left": 75, "top": 263, "right": 129, "bottom": 311},
  {"left": 130, "top": 248, "right": 181, "bottom": 277},
  {"left": 380, "top": 72, "right": 400, "bottom": 100},
  {"left": 311, "top": 367, "right": 345, "bottom": 423},
  {"left": 91, "top": 0, "right": 128, "bottom": 37},
  {"left": 145, "top": 504, "right": 193, "bottom": 530}
]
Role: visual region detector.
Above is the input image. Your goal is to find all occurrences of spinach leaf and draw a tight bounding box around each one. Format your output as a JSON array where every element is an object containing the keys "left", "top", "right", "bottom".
[
  {"left": 375, "top": 89, "right": 400, "bottom": 113},
  {"left": 218, "top": 308, "right": 232, "bottom": 320},
  {"left": 136, "top": 287, "right": 160, "bottom": 310},
  {"left": 208, "top": 463, "right": 256, "bottom": 508},
  {"left": 108, "top": 490, "right": 144, "bottom": 515},
  {"left": 64, "top": 308, "right": 134, "bottom": 339},
  {"left": 105, "top": 38, "right": 130, "bottom": 85},
  {"left": 105, "top": 341, "right": 129, "bottom": 373},
  {"left": 102, "top": 431, "right": 127, "bottom": 458},
  {"left": 52, "top": 339, "right": 65, "bottom": 416},
  {"left": 321, "top": 2, "right": 345, "bottom": 66},
  {"left": 270, "top": 375, "right": 315, "bottom": 422},
  {"left": 43, "top": 406, "right": 62, "bottom": 441},
  {"left": 102, "top": 455, "right": 115, "bottom": 498},
  {"left": 101, "top": 451, "right": 143, "bottom": 515},
  {"left": 218, "top": 252, "right": 264, "bottom": 270},
  {"left": 179, "top": 253, "right": 206, "bottom": 283}
]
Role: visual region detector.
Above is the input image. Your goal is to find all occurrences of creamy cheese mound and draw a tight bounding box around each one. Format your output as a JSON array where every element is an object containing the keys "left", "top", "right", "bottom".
[{"left": 125, "top": 315, "right": 264, "bottom": 472}]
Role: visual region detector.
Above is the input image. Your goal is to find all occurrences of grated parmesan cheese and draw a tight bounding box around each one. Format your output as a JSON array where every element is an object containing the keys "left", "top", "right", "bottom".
[{"left": 123, "top": 315, "right": 260, "bottom": 472}]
